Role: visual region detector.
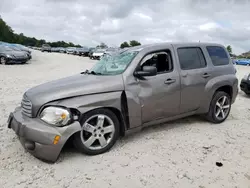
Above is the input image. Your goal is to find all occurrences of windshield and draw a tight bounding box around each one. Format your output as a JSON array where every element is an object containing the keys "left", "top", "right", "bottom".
[{"left": 89, "top": 51, "right": 138, "bottom": 75}]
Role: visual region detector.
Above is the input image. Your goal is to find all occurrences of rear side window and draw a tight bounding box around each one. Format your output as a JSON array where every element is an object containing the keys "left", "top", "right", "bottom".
[
  {"left": 206, "top": 46, "right": 229, "bottom": 66},
  {"left": 177, "top": 47, "right": 206, "bottom": 70}
]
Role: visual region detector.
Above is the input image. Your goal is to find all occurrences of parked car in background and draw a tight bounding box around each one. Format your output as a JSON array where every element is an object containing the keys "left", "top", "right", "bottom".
[
  {"left": 235, "top": 59, "right": 250, "bottom": 66},
  {"left": 59, "top": 47, "right": 66, "bottom": 53},
  {"left": 66, "top": 47, "right": 78, "bottom": 55},
  {"left": 42, "top": 44, "right": 51, "bottom": 52},
  {"left": 91, "top": 49, "right": 106, "bottom": 60},
  {"left": 51, "top": 47, "right": 61, "bottom": 53},
  {"left": 8, "top": 45, "right": 32, "bottom": 60},
  {"left": 51, "top": 47, "right": 57, "bottom": 52},
  {"left": 0, "top": 45, "right": 29, "bottom": 64},
  {"left": 240, "top": 73, "right": 250, "bottom": 95},
  {"left": 4, "top": 43, "right": 32, "bottom": 60},
  {"left": 77, "top": 47, "right": 89, "bottom": 56},
  {"left": 7, "top": 42, "right": 238, "bottom": 162}
]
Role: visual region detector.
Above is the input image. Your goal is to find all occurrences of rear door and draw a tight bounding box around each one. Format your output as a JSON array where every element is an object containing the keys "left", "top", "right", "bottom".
[{"left": 175, "top": 46, "right": 212, "bottom": 113}]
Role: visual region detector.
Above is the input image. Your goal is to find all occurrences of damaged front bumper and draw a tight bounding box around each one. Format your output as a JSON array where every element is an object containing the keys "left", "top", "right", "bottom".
[{"left": 7, "top": 107, "right": 81, "bottom": 162}]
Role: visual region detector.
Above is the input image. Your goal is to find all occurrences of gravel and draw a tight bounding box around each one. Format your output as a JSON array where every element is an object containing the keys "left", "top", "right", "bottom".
[{"left": 0, "top": 50, "right": 250, "bottom": 188}]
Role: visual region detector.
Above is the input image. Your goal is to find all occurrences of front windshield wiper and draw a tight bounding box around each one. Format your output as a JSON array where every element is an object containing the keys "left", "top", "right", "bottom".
[{"left": 81, "top": 70, "right": 102, "bottom": 75}]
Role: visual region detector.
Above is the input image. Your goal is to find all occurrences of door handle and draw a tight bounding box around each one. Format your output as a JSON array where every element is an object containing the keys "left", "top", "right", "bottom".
[
  {"left": 202, "top": 73, "right": 211, "bottom": 78},
  {"left": 164, "top": 79, "right": 176, "bottom": 84}
]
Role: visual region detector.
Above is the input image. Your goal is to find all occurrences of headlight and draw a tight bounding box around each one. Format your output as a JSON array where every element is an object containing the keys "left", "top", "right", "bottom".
[
  {"left": 40, "top": 107, "right": 71, "bottom": 126},
  {"left": 6, "top": 54, "right": 12, "bottom": 58}
]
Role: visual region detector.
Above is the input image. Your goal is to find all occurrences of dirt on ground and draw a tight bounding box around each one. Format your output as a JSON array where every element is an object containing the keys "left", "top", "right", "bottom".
[{"left": 0, "top": 50, "right": 250, "bottom": 188}]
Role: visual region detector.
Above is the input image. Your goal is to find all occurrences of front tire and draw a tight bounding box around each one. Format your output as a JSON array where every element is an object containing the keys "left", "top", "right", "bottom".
[
  {"left": 0, "top": 56, "right": 7, "bottom": 65},
  {"left": 73, "top": 108, "right": 120, "bottom": 155},
  {"left": 205, "top": 91, "right": 231, "bottom": 123}
]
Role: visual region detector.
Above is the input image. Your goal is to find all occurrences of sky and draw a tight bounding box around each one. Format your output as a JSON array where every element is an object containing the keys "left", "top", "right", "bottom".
[{"left": 1, "top": 0, "right": 250, "bottom": 54}]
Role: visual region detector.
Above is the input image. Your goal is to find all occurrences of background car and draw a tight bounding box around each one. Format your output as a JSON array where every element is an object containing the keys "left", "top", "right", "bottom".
[
  {"left": 77, "top": 47, "right": 89, "bottom": 56},
  {"left": 91, "top": 49, "right": 106, "bottom": 60},
  {"left": 4, "top": 43, "right": 32, "bottom": 59},
  {"left": 240, "top": 73, "right": 250, "bottom": 95},
  {"left": 59, "top": 47, "right": 66, "bottom": 53},
  {"left": 0, "top": 45, "right": 29, "bottom": 64},
  {"left": 7, "top": 45, "right": 32, "bottom": 60},
  {"left": 66, "top": 47, "right": 78, "bottom": 55},
  {"left": 42, "top": 44, "right": 52, "bottom": 52},
  {"left": 235, "top": 59, "right": 250, "bottom": 66}
]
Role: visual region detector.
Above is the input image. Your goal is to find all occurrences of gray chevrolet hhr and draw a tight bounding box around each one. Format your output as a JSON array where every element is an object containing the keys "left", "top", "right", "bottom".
[{"left": 8, "top": 43, "right": 238, "bottom": 162}]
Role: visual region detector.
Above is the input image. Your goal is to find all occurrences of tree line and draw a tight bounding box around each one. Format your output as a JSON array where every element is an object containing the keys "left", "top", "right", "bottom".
[
  {"left": 0, "top": 16, "right": 81, "bottom": 47},
  {"left": 120, "top": 40, "right": 141, "bottom": 48}
]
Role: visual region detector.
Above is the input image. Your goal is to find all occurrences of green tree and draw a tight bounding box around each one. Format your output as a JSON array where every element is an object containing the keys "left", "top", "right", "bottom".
[
  {"left": 226, "top": 45, "right": 232, "bottom": 54},
  {"left": 0, "top": 17, "right": 15, "bottom": 43},
  {"left": 97, "top": 42, "right": 108, "bottom": 49},
  {"left": 129, "top": 40, "right": 141, "bottom": 47},
  {"left": 120, "top": 41, "right": 130, "bottom": 48},
  {"left": 0, "top": 16, "right": 83, "bottom": 47}
]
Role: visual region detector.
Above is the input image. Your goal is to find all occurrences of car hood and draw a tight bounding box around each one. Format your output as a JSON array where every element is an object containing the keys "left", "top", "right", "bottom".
[{"left": 25, "top": 74, "right": 124, "bottom": 115}]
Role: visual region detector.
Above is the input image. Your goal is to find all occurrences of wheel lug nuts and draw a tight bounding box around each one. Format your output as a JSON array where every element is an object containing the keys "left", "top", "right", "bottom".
[
  {"left": 101, "top": 130, "right": 104, "bottom": 133},
  {"left": 99, "top": 134, "right": 101, "bottom": 137},
  {"left": 94, "top": 134, "right": 97, "bottom": 137}
]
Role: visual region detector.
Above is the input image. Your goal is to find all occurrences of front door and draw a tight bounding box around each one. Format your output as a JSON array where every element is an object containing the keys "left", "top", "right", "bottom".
[{"left": 136, "top": 51, "right": 181, "bottom": 123}]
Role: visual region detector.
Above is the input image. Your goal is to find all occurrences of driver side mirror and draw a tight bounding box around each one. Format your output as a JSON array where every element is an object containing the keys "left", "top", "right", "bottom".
[{"left": 134, "top": 66, "right": 157, "bottom": 77}]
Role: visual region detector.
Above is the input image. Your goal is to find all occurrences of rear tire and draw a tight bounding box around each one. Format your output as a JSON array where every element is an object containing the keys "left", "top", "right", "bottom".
[
  {"left": 205, "top": 91, "right": 231, "bottom": 123},
  {"left": 73, "top": 108, "right": 120, "bottom": 155}
]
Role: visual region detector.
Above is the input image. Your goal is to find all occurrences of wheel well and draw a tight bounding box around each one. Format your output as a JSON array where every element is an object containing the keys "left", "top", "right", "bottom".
[{"left": 215, "top": 85, "right": 233, "bottom": 99}]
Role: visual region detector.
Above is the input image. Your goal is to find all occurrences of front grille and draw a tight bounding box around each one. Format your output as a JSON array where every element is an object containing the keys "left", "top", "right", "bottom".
[{"left": 21, "top": 95, "right": 32, "bottom": 117}]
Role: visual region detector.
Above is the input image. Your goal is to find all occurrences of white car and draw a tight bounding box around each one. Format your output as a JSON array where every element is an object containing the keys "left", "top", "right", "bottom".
[{"left": 92, "top": 49, "right": 106, "bottom": 60}]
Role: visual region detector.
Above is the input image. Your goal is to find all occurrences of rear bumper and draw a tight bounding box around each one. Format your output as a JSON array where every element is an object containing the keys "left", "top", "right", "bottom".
[{"left": 8, "top": 107, "right": 81, "bottom": 162}]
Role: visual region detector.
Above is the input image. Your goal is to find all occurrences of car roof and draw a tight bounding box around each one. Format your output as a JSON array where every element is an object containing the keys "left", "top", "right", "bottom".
[{"left": 125, "top": 42, "right": 224, "bottom": 52}]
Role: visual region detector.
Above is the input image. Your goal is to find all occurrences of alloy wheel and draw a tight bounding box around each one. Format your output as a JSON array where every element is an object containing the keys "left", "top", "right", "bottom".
[
  {"left": 80, "top": 114, "right": 115, "bottom": 150},
  {"left": 0, "top": 57, "right": 6, "bottom": 64},
  {"left": 214, "top": 96, "right": 230, "bottom": 120}
]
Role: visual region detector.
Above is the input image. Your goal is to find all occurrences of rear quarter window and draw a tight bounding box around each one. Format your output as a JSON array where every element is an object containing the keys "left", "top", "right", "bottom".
[{"left": 206, "top": 46, "right": 229, "bottom": 66}]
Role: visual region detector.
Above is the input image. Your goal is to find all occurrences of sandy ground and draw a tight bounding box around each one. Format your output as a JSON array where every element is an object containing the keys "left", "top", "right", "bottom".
[{"left": 0, "top": 50, "right": 250, "bottom": 188}]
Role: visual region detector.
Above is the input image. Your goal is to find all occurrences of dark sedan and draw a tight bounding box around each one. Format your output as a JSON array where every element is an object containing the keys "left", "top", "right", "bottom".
[
  {"left": 8, "top": 46, "right": 32, "bottom": 60},
  {"left": 0, "top": 45, "right": 29, "bottom": 64}
]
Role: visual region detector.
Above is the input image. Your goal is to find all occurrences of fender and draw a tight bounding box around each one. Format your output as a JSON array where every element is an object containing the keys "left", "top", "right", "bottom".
[{"left": 198, "top": 74, "right": 237, "bottom": 113}]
